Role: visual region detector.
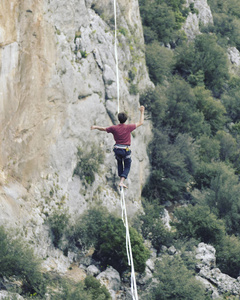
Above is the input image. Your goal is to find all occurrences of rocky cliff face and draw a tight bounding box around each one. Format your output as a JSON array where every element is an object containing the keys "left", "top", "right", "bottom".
[{"left": 0, "top": 0, "right": 151, "bottom": 233}]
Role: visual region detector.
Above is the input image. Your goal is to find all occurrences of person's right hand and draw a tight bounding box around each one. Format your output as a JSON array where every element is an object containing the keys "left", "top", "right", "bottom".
[{"left": 139, "top": 105, "right": 145, "bottom": 112}]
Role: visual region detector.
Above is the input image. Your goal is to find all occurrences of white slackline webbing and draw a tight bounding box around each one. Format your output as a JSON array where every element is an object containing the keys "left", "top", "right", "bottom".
[
  {"left": 114, "top": 1, "right": 138, "bottom": 297},
  {"left": 114, "top": 0, "right": 120, "bottom": 113},
  {"left": 120, "top": 188, "right": 139, "bottom": 300}
]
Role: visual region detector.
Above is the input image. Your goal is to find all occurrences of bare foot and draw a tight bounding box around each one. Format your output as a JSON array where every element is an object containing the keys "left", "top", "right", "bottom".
[{"left": 119, "top": 182, "right": 128, "bottom": 189}]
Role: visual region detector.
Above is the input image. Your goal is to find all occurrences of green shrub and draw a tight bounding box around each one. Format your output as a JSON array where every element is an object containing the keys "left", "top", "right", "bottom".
[
  {"left": 74, "top": 145, "right": 104, "bottom": 185},
  {"left": 48, "top": 208, "right": 70, "bottom": 248},
  {"left": 72, "top": 207, "right": 109, "bottom": 250},
  {"left": 145, "top": 41, "right": 174, "bottom": 84},
  {"left": 194, "top": 161, "right": 231, "bottom": 189},
  {"left": 174, "top": 34, "right": 229, "bottom": 96},
  {"left": 50, "top": 276, "right": 110, "bottom": 300},
  {"left": 140, "top": 85, "right": 168, "bottom": 128},
  {"left": 129, "top": 83, "right": 139, "bottom": 95},
  {"left": 142, "top": 130, "right": 196, "bottom": 203},
  {"left": 194, "top": 87, "right": 226, "bottom": 134},
  {"left": 222, "top": 77, "right": 240, "bottom": 123},
  {"left": 84, "top": 276, "right": 111, "bottom": 299},
  {"left": 139, "top": 0, "right": 187, "bottom": 44},
  {"left": 0, "top": 226, "right": 46, "bottom": 297},
  {"left": 72, "top": 208, "right": 149, "bottom": 274},
  {"left": 173, "top": 205, "right": 226, "bottom": 245},
  {"left": 164, "top": 77, "right": 210, "bottom": 138},
  {"left": 196, "top": 136, "right": 220, "bottom": 163},
  {"left": 140, "top": 200, "right": 174, "bottom": 252},
  {"left": 145, "top": 255, "right": 207, "bottom": 300},
  {"left": 216, "top": 235, "right": 240, "bottom": 278}
]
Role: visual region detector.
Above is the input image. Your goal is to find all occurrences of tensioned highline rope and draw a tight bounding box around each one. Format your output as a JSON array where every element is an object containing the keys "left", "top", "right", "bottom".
[
  {"left": 114, "top": 0, "right": 120, "bottom": 113},
  {"left": 113, "top": 1, "right": 138, "bottom": 298},
  {"left": 120, "top": 188, "right": 139, "bottom": 300}
]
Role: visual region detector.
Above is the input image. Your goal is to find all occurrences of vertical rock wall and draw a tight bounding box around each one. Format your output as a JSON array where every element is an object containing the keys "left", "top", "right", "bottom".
[{"left": 0, "top": 0, "right": 152, "bottom": 235}]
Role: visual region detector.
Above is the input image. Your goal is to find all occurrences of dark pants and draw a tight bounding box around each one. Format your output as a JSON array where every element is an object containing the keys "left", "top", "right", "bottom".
[{"left": 113, "top": 148, "right": 132, "bottom": 179}]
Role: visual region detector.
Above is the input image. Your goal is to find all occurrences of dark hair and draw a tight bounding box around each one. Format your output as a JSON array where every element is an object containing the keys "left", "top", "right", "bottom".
[{"left": 118, "top": 112, "right": 128, "bottom": 123}]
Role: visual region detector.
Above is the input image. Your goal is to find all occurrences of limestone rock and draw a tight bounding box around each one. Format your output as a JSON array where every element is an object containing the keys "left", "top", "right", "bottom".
[
  {"left": 195, "top": 242, "right": 216, "bottom": 269},
  {"left": 0, "top": 0, "right": 152, "bottom": 274},
  {"left": 228, "top": 47, "right": 240, "bottom": 66},
  {"left": 195, "top": 243, "right": 240, "bottom": 296},
  {"left": 199, "top": 267, "right": 240, "bottom": 296},
  {"left": 183, "top": 0, "right": 213, "bottom": 40},
  {"left": 0, "top": 291, "right": 24, "bottom": 300},
  {"left": 195, "top": 276, "right": 220, "bottom": 299},
  {"left": 97, "top": 266, "right": 121, "bottom": 299},
  {"left": 87, "top": 265, "right": 101, "bottom": 276},
  {"left": 227, "top": 47, "right": 240, "bottom": 74}
]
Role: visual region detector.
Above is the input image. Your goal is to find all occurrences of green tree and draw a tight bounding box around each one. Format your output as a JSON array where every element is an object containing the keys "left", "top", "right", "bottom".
[
  {"left": 145, "top": 255, "right": 207, "bottom": 300},
  {"left": 215, "top": 130, "right": 238, "bottom": 162},
  {"left": 140, "top": 201, "right": 174, "bottom": 252},
  {"left": 173, "top": 205, "right": 226, "bottom": 245},
  {"left": 216, "top": 235, "right": 240, "bottom": 278},
  {"left": 96, "top": 217, "right": 149, "bottom": 273},
  {"left": 72, "top": 208, "right": 149, "bottom": 274},
  {"left": 204, "top": 165, "right": 240, "bottom": 234},
  {"left": 139, "top": 0, "right": 187, "bottom": 44},
  {"left": 0, "top": 226, "right": 45, "bottom": 296},
  {"left": 146, "top": 41, "right": 174, "bottom": 84},
  {"left": 222, "top": 77, "right": 240, "bottom": 123},
  {"left": 142, "top": 130, "right": 192, "bottom": 203},
  {"left": 140, "top": 85, "right": 168, "bottom": 128},
  {"left": 174, "top": 34, "right": 229, "bottom": 96},
  {"left": 194, "top": 87, "right": 226, "bottom": 134},
  {"left": 196, "top": 136, "right": 220, "bottom": 163},
  {"left": 163, "top": 78, "right": 210, "bottom": 138},
  {"left": 50, "top": 276, "right": 111, "bottom": 300}
]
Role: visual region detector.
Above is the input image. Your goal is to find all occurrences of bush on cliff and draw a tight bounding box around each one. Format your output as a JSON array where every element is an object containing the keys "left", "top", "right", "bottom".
[
  {"left": 0, "top": 226, "right": 46, "bottom": 297},
  {"left": 146, "top": 255, "right": 207, "bottom": 300},
  {"left": 72, "top": 207, "right": 150, "bottom": 274}
]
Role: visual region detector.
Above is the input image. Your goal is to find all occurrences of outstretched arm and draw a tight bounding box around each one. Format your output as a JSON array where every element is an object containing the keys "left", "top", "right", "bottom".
[
  {"left": 91, "top": 125, "right": 107, "bottom": 131},
  {"left": 136, "top": 105, "right": 145, "bottom": 128}
]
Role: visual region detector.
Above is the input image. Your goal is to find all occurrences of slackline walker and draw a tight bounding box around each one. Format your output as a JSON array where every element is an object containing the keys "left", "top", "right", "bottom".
[
  {"left": 114, "top": 1, "right": 138, "bottom": 299},
  {"left": 91, "top": 4, "right": 145, "bottom": 298}
]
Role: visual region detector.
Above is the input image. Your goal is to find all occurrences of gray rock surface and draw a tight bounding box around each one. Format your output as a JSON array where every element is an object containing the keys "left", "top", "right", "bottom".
[
  {"left": 195, "top": 243, "right": 240, "bottom": 297},
  {"left": 97, "top": 266, "right": 121, "bottom": 299},
  {"left": 0, "top": 291, "right": 24, "bottom": 300},
  {"left": 195, "top": 242, "right": 216, "bottom": 268},
  {"left": 0, "top": 0, "right": 151, "bottom": 274},
  {"left": 183, "top": 0, "right": 213, "bottom": 40},
  {"left": 87, "top": 265, "right": 101, "bottom": 276}
]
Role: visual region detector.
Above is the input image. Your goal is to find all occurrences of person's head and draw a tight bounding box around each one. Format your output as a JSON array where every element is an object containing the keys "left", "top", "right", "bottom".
[{"left": 118, "top": 112, "right": 128, "bottom": 124}]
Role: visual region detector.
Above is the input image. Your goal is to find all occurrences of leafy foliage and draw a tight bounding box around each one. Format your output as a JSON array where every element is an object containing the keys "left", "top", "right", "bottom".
[
  {"left": 0, "top": 226, "right": 46, "bottom": 297},
  {"left": 138, "top": 0, "right": 240, "bottom": 282},
  {"left": 215, "top": 235, "right": 240, "bottom": 278},
  {"left": 145, "top": 255, "right": 207, "bottom": 300},
  {"left": 50, "top": 276, "right": 111, "bottom": 300},
  {"left": 48, "top": 208, "right": 70, "bottom": 247},
  {"left": 139, "top": 201, "right": 174, "bottom": 253},
  {"left": 74, "top": 145, "right": 104, "bottom": 185},
  {"left": 139, "top": 0, "right": 187, "bottom": 44},
  {"left": 72, "top": 208, "right": 149, "bottom": 274},
  {"left": 145, "top": 41, "right": 174, "bottom": 84},
  {"left": 174, "top": 34, "right": 229, "bottom": 96},
  {"left": 142, "top": 130, "right": 198, "bottom": 203},
  {"left": 173, "top": 205, "right": 226, "bottom": 244}
]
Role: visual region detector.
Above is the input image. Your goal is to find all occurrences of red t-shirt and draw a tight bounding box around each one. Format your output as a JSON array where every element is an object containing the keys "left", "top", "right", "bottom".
[{"left": 106, "top": 123, "right": 136, "bottom": 145}]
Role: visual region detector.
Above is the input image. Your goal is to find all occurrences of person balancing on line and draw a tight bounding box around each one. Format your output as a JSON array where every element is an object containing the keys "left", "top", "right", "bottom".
[{"left": 91, "top": 106, "right": 145, "bottom": 189}]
